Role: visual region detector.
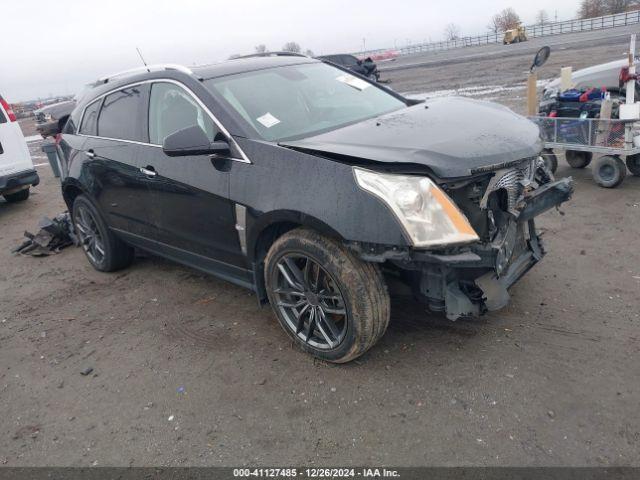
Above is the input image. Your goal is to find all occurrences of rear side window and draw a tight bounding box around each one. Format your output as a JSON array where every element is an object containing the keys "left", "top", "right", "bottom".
[
  {"left": 79, "top": 99, "right": 101, "bottom": 135},
  {"left": 148, "top": 82, "right": 219, "bottom": 145},
  {"left": 98, "top": 86, "right": 145, "bottom": 141},
  {"left": 0, "top": 108, "right": 6, "bottom": 124},
  {"left": 324, "top": 55, "right": 343, "bottom": 65},
  {"left": 341, "top": 55, "right": 359, "bottom": 67}
]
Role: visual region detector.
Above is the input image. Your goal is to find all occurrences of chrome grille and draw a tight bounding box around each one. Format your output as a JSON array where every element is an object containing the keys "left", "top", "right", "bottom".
[{"left": 482, "top": 157, "right": 537, "bottom": 214}]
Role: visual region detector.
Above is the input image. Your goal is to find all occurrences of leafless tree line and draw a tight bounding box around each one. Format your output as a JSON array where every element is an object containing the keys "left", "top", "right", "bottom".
[{"left": 578, "top": 0, "right": 640, "bottom": 18}]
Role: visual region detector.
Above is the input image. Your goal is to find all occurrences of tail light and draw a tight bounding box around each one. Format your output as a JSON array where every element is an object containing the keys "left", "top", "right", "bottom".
[{"left": 0, "top": 95, "right": 17, "bottom": 122}]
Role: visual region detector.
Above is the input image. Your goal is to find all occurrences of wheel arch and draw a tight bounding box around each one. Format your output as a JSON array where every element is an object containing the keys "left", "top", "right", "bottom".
[
  {"left": 248, "top": 209, "right": 346, "bottom": 303},
  {"left": 61, "top": 179, "right": 89, "bottom": 212}
]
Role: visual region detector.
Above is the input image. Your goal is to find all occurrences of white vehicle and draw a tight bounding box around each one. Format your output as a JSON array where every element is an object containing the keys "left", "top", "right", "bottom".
[{"left": 0, "top": 94, "right": 38, "bottom": 202}]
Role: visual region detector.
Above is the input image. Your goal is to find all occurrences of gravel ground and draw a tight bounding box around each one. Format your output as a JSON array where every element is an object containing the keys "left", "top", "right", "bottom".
[{"left": 1, "top": 28, "right": 640, "bottom": 467}]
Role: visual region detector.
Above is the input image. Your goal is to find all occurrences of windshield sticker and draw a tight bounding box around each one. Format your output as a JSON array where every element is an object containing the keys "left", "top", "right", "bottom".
[
  {"left": 256, "top": 112, "right": 281, "bottom": 128},
  {"left": 336, "top": 74, "right": 371, "bottom": 91}
]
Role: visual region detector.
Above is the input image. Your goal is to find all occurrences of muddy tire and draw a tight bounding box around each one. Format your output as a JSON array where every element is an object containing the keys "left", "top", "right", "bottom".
[
  {"left": 592, "top": 155, "right": 626, "bottom": 188},
  {"left": 542, "top": 149, "right": 558, "bottom": 174},
  {"left": 626, "top": 154, "right": 640, "bottom": 176},
  {"left": 3, "top": 188, "right": 30, "bottom": 203},
  {"left": 72, "top": 195, "right": 134, "bottom": 272},
  {"left": 565, "top": 150, "right": 592, "bottom": 169},
  {"left": 264, "top": 228, "right": 390, "bottom": 363}
]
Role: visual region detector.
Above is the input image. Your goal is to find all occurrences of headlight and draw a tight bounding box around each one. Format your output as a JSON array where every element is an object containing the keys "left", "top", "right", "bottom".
[{"left": 353, "top": 167, "right": 479, "bottom": 248}]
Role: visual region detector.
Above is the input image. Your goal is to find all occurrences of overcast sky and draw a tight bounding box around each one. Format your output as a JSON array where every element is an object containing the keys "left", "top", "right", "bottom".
[{"left": 2, "top": 0, "right": 579, "bottom": 101}]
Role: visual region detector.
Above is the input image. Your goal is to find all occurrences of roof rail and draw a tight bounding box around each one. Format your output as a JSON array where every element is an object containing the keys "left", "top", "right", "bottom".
[
  {"left": 93, "top": 64, "right": 194, "bottom": 85},
  {"left": 235, "top": 51, "right": 308, "bottom": 59}
]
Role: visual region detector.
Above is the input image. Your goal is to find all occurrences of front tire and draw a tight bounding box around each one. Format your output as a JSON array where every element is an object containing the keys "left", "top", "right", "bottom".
[
  {"left": 72, "top": 195, "right": 134, "bottom": 272},
  {"left": 264, "top": 228, "right": 390, "bottom": 363},
  {"left": 3, "top": 188, "right": 29, "bottom": 203}
]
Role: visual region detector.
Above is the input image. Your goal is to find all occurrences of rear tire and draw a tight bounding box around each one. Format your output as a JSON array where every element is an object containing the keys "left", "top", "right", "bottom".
[
  {"left": 264, "top": 228, "right": 390, "bottom": 363},
  {"left": 565, "top": 150, "right": 592, "bottom": 169},
  {"left": 592, "top": 155, "right": 626, "bottom": 188},
  {"left": 626, "top": 154, "right": 640, "bottom": 176},
  {"left": 3, "top": 188, "right": 29, "bottom": 203},
  {"left": 72, "top": 195, "right": 134, "bottom": 272}
]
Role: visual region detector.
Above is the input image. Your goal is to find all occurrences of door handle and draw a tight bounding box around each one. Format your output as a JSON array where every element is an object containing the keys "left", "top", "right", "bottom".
[
  {"left": 85, "top": 150, "right": 95, "bottom": 159},
  {"left": 140, "top": 166, "right": 157, "bottom": 177}
]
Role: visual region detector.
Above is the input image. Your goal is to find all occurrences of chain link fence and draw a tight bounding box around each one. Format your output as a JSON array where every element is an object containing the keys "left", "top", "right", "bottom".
[{"left": 530, "top": 117, "right": 630, "bottom": 150}]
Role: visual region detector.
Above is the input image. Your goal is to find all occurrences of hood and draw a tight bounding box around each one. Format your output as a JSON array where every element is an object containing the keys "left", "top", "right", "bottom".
[{"left": 280, "top": 97, "right": 541, "bottom": 179}]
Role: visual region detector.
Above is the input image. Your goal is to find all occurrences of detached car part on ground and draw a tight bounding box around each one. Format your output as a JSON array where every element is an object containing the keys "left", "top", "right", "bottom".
[{"left": 58, "top": 57, "right": 572, "bottom": 363}]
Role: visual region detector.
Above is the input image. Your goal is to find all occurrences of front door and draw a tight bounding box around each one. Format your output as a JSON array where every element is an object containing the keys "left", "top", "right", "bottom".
[{"left": 138, "top": 81, "right": 247, "bottom": 280}]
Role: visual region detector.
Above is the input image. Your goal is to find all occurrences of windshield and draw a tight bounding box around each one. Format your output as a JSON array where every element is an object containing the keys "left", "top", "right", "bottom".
[{"left": 204, "top": 62, "right": 405, "bottom": 141}]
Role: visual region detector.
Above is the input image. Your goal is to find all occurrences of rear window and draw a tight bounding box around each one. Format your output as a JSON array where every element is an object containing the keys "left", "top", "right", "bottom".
[
  {"left": 97, "top": 86, "right": 145, "bottom": 141},
  {"left": 80, "top": 99, "right": 101, "bottom": 135}
]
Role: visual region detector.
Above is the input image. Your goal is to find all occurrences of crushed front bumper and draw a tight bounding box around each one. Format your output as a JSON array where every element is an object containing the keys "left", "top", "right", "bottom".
[
  {"left": 436, "top": 177, "right": 573, "bottom": 319},
  {"left": 353, "top": 177, "right": 573, "bottom": 320}
]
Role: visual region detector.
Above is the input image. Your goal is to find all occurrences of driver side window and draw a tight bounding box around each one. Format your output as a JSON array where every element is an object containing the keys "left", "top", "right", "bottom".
[{"left": 148, "top": 82, "right": 219, "bottom": 145}]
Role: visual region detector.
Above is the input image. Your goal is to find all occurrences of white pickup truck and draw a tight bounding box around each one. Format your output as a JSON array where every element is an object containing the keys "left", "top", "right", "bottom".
[{"left": 0, "top": 94, "right": 38, "bottom": 202}]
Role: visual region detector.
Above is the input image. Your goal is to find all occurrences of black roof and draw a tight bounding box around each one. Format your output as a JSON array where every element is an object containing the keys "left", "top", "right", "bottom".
[{"left": 192, "top": 55, "right": 318, "bottom": 80}]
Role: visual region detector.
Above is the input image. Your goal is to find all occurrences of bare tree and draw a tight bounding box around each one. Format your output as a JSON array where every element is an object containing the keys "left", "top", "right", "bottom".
[
  {"left": 282, "top": 42, "right": 301, "bottom": 53},
  {"left": 500, "top": 8, "right": 522, "bottom": 30},
  {"left": 487, "top": 14, "right": 502, "bottom": 33},
  {"left": 443, "top": 23, "right": 461, "bottom": 41},
  {"left": 603, "top": 0, "right": 640, "bottom": 14},
  {"left": 304, "top": 49, "right": 315, "bottom": 57},
  {"left": 536, "top": 9, "right": 550, "bottom": 25},
  {"left": 254, "top": 44, "right": 268, "bottom": 54},
  {"left": 578, "top": 0, "right": 605, "bottom": 18}
]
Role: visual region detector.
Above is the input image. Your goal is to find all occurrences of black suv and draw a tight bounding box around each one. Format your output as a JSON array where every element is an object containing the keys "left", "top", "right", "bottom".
[{"left": 59, "top": 56, "right": 572, "bottom": 363}]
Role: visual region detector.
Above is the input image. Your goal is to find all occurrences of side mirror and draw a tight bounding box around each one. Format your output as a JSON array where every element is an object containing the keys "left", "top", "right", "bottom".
[
  {"left": 162, "top": 125, "right": 231, "bottom": 157},
  {"left": 531, "top": 46, "right": 551, "bottom": 73}
]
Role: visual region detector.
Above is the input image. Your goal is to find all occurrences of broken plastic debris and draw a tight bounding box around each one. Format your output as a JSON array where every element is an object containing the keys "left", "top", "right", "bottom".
[
  {"left": 12, "top": 212, "right": 79, "bottom": 256},
  {"left": 177, "top": 386, "right": 185, "bottom": 394},
  {"left": 168, "top": 415, "right": 174, "bottom": 422},
  {"left": 80, "top": 367, "right": 94, "bottom": 376}
]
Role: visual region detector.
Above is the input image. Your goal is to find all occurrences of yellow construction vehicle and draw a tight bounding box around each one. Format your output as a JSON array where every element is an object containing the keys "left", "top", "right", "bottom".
[{"left": 503, "top": 25, "right": 527, "bottom": 45}]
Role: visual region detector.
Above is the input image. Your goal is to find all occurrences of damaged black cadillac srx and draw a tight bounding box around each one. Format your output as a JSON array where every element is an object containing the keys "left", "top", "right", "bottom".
[{"left": 58, "top": 55, "right": 573, "bottom": 362}]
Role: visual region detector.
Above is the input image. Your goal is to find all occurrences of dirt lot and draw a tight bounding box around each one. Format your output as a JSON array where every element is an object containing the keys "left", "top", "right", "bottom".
[{"left": 1, "top": 31, "right": 640, "bottom": 467}]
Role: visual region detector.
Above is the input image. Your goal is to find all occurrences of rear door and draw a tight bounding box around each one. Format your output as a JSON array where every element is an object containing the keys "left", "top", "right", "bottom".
[
  {"left": 0, "top": 95, "right": 33, "bottom": 178},
  {"left": 81, "top": 84, "right": 159, "bottom": 239},
  {"left": 138, "top": 80, "right": 246, "bottom": 275}
]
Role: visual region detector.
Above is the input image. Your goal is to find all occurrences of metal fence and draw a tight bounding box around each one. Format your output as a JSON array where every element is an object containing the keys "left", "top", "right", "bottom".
[{"left": 357, "top": 10, "right": 640, "bottom": 58}]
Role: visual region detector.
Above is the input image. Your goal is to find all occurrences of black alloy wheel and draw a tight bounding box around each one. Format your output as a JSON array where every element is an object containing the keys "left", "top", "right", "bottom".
[
  {"left": 74, "top": 202, "right": 106, "bottom": 267},
  {"left": 273, "top": 253, "right": 347, "bottom": 350}
]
